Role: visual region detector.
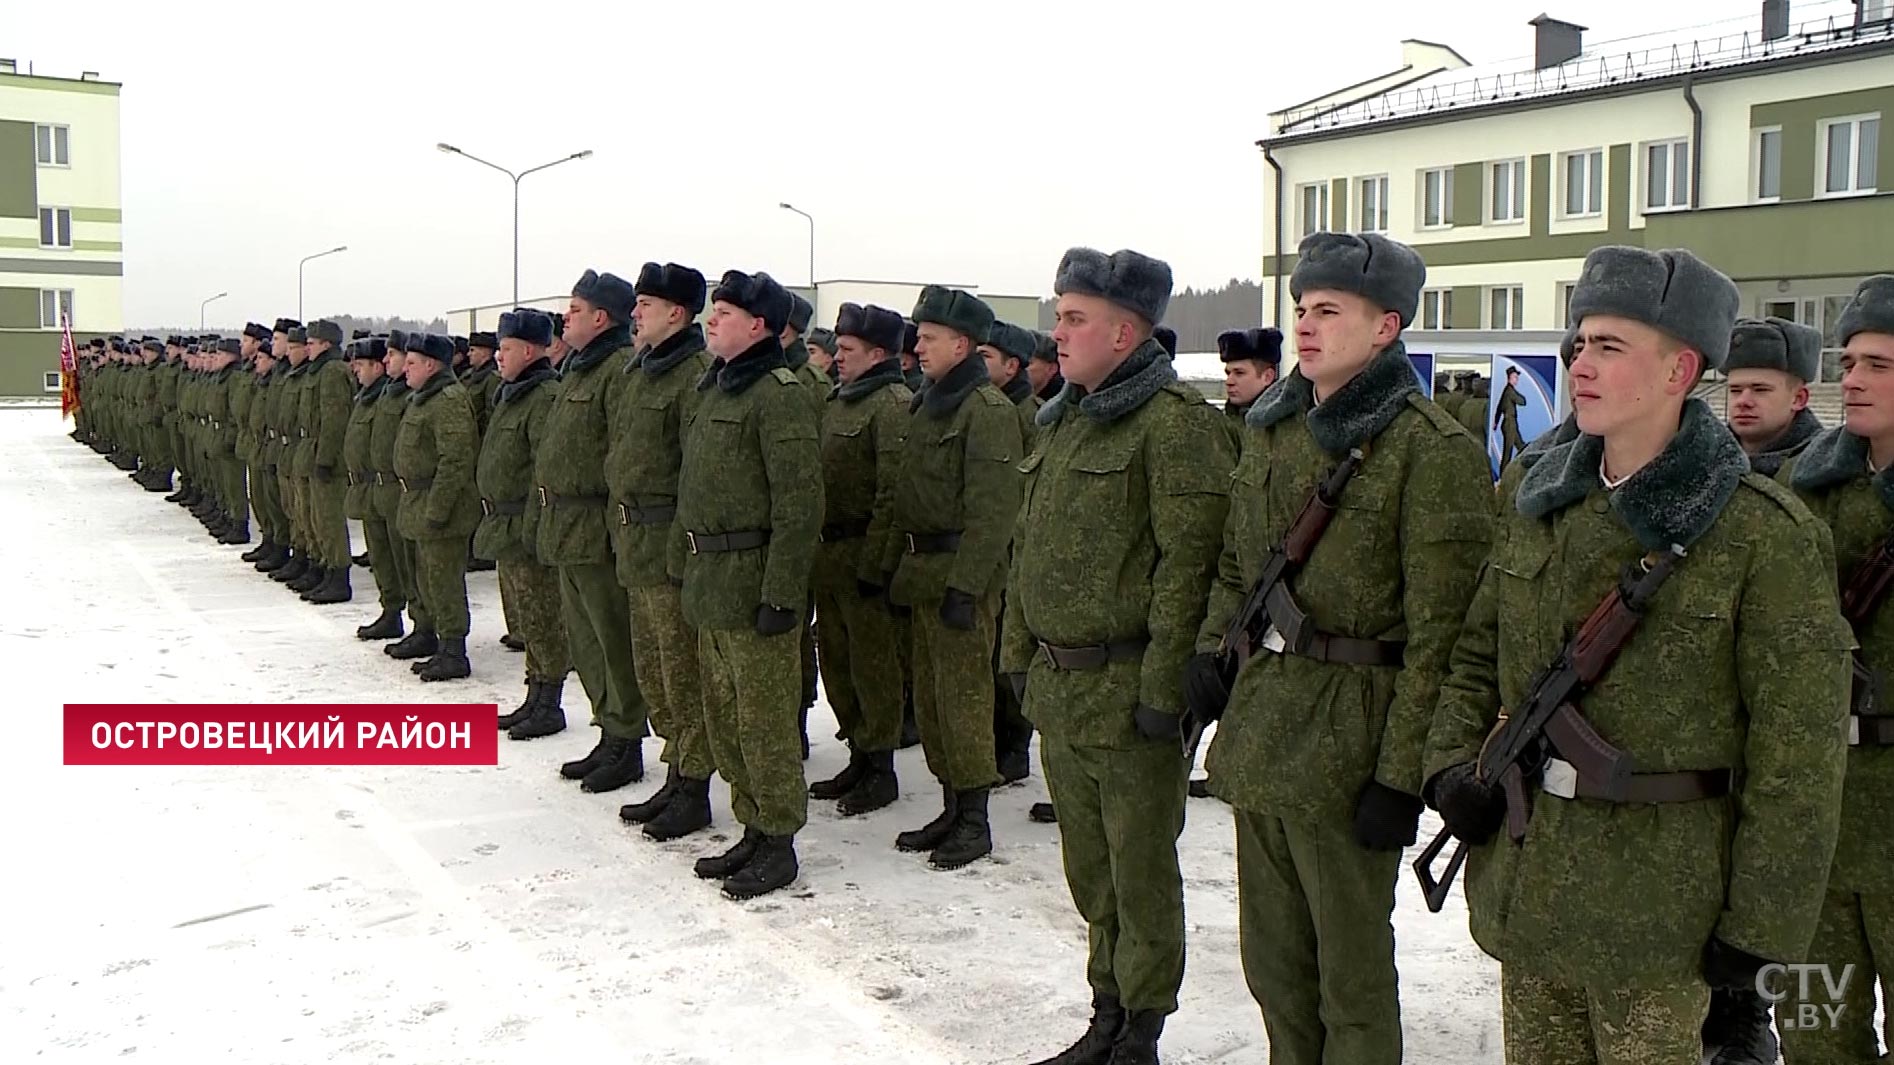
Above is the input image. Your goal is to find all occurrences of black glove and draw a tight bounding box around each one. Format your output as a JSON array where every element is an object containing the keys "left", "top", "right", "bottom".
[
  {"left": 1183, "top": 652, "right": 1233, "bottom": 723},
  {"left": 754, "top": 603, "right": 797, "bottom": 637},
  {"left": 426, "top": 517, "right": 447, "bottom": 532},
  {"left": 1702, "top": 937, "right": 1775, "bottom": 991},
  {"left": 1352, "top": 780, "right": 1424, "bottom": 851},
  {"left": 1134, "top": 705, "right": 1181, "bottom": 740},
  {"left": 1006, "top": 672, "right": 1028, "bottom": 706},
  {"left": 857, "top": 577, "right": 883, "bottom": 600},
  {"left": 1428, "top": 763, "right": 1505, "bottom": 846},
  {"left": 314, "top": 464, "right": 334, "bottom": 483},
  {"left": 939, "top": 587, "right": 976, "bottom": 631}
]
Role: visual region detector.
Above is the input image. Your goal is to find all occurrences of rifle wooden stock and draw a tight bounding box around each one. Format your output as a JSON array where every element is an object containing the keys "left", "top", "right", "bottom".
[{"left": 1841, "top": 539, "right": 1894, "bottom": 629}]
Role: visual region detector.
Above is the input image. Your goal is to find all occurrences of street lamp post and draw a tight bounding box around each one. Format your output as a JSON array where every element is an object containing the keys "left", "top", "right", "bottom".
[
  {"left": 779, "top": 202, "right": 814, "bottom": 287},
  {"left": 199, "top": 291, "right": 228, "bottom": 331},
  {"left": 298, "top": 246, "right": 348, "bottom": 321},
  {"left": 437, "top": 143, "right": 594, "bottom": 306}
]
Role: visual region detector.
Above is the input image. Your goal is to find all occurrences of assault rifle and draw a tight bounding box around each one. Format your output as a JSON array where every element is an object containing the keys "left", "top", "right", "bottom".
[
  {"left": 1412, "top": 543, "right": 1686, "bottom": 914},
  {"left": 1840, "top": 531, "right": 1894, "bottom": 719}
]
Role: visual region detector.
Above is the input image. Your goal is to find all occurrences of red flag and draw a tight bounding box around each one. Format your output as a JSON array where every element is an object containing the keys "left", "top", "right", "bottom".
[{"left": 58, "top": 309, "right": 79, "bottom": 419}]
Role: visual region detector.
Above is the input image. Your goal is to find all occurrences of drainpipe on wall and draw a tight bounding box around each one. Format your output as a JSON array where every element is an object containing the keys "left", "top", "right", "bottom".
[
  {"left": 1263, "top": 144, "right": 1286, "bottom": 329},
  {"left": 1683, "top": 73, "right": 1703, "bottom": 210}
]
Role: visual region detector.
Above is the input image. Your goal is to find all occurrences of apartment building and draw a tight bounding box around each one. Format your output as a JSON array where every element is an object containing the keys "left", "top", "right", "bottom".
[
  {"left": 1258, "top": 0, "right": 1894, "bottom": 380},
  {"left": 0, "top": 59, "right": 122, "bottom": 397}
]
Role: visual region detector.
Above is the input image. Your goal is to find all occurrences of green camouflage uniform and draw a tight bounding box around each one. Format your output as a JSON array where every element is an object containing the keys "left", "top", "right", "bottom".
[
  {"left": 1744, "top": 406, "right": 1823, "bottom": 478},
  {"left": 786, "top": 336, "right": 828, "bottom": 719},
  {"left": 605, "top": 325, "right": 714, "bottom": 781},
  {"left": 815, "top": 358, "right": 913, "bottom": 754},
  {"left": 277, "top": 359, "right": 311, "bottom": 558},
  {"left": 1201, "top": 344, "right": 1492, "bottom": 1065},
  {"left": 343, "top": 375, "right": 389, "bottom": 595},
  {"left": 369, "top": 379, "right": 418, "bottom": 627},
  {"left": 202, "top": 364, "right": 242, "bottom": 523},
  {"left": 302, "top": 350, "right": 355, "bottom": 569},
  {"left": 1002, "top": 339, "right": 1232, "bottom": 1014},
  {"left": 475, "top": 358, "right": 569, "bottom": 683},
  {"left": 222, "top": 362, "right": 253, "bottom": 531},
  {"left": 460, "top": 361, "right": 498, "bottom": 437},
  {"left": 253, "top": 364, "right": 290, "bottom": 547},
  {"left": 394, "top": 370, "right": 481, "bottom": 639},
  {"left": 533, "top": 324, "right": 647, "bottom": 741},
  {"left": 674, "top": 339, "right": 823, "bottom": 836},
  {"left": 883, "top": 353, "right": 1024, "bottom": 793},
  {"left": 1426, "top": 399, "right": 1850, "bottom": 1065},
  {"left": 994, "top": 372, "right": 1043, "bottom": 760},
  {"left": 1779, "top": 427, "right": 1894, "bottom": 1062}
]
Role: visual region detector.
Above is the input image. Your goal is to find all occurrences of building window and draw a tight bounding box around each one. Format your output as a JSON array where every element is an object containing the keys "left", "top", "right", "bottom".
[
  {"left": 38, "top": 207, "right": 72, "bottom": 249},
  {"left": 1645, "top": 139, "right": 1690, "bottom": 211},
  {"left": 1754, "top": 127, "right": 1782, "bottom": 202},
  {"left": 1356, "top": 175, "right": 1390, "bottom": 233},
  {"left": 1420, "top": 167, "right": 1453, "bottom": 228},
  {"left": 1297, "top": 182, "right": 1330, "bottom": 238},
  {"left": 35, "top": 124, "right": 70, "bottom": 167},
  {"left": 43, "top": 371, "right": 62, "bottom": 393},
  {"left": 39, "top": 289, "right": 74, "bottom": 329},
  {"left": 1489, "top": 159, "right": 1526, "bottom": 223},
  {"left": 1561, "top": 149, "right": 1604, "bottom": 217},
  {"left": 1559, "top": 283, "right": 1577, "bottom": 328},
  {"left": 1489, "top": 286, "right": 1525, "bottom": 330},
  {"left": 1420, "top": 289, "right": 1453, "bottom": 330},
  {"left": 1821, "top": 115, "right": 1880, "bottom": 196}
]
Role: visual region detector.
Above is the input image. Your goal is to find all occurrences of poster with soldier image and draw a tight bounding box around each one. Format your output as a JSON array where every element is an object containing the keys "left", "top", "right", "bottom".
[
  {"left": 1407, "top": 350, "right": 1435, "bottom": 397},
  {"left": 1485, "top": 353, "right": 1560, "bottom": 479}
]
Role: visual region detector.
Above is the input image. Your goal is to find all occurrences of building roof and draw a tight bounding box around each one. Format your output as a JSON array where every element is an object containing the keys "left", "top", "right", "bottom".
[{"left": 1265, "top": 0, "right": 1894, "bottom": 144}]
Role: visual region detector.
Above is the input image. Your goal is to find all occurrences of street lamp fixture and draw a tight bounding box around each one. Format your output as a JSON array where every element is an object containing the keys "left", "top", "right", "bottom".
[
  {"left": 438, "top": 143, "right": 594, "bottom": 305},
  {"left": 297, "top": 245, "right": 348, "bottom": 321},
  {"left": 779, "top": 202, "right": 815, "bottom": 288},
  {"left": 199, "top": 291, "right": 229, "bottom": 331}
]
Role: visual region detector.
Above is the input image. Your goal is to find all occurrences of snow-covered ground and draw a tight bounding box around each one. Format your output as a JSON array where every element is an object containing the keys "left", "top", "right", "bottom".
[{"left": 1, "top": 409, "right": 1503, "bottom": 1064}]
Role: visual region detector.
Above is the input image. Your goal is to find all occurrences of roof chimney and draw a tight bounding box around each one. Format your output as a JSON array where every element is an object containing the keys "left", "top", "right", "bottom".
[
  {"left": 1763, "top": 0, "right": 1790, "bottom": 40},
  {"left": 1529, "top": 14, "right": 1588, "bottom": 69}
]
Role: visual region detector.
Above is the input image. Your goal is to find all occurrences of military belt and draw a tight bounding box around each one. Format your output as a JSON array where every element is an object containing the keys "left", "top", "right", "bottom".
[
  {"left": 399, "top": 476, "right": 434, "bottom": 492},
  {"left": 685, "top": 529, "right": 771, "bottom": 555},
  {"left": 537, "top": 488, "right": 608, "bottom": 509},
  {"left": 347, "top": 468, "right": 374, "bottom": 486},
  {"left": 1849, "top": 714, "right": 1894, "bottom": 747},
  {"left": 1036, "top": 637, "right": 1149, "bottom": 672},
  {"left": 1260, "top": 582, "right": 1405, "bottom": 667},
  {"left": 1539, "top": 757, "right": 1731, "bottom": 804},
  {"left": 374, "top": 471, "right": 397, "bottom": 486},
  {"left": 616, "top": 501, "right": 677, "bottom": 526},
  {"left": 482, "top": 498, "right": 526, "bottom": 517},
  {"left": 298, "top": 427, "right": 308, "bottom": 438},
  {"left": 820, "top": 520, "right": 872, "bottom": 543},
  {"left": 904, "top": 531, "right": 963, "bottom": 554}
]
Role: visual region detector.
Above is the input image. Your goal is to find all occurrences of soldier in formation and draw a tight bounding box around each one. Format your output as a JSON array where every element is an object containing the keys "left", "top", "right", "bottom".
[{"left": 1725, "top": 316, "right": 1825, "bottom": 476}]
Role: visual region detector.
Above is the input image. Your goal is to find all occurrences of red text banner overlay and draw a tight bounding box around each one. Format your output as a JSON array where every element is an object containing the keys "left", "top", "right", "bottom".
[{"left": 65, "top": 704, "right": 500, "bottom": 766}]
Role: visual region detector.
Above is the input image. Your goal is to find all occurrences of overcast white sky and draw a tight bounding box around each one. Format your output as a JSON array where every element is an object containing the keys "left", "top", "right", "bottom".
[{"left": 13, "top": 0, "right": 1768, "bottom": 327}]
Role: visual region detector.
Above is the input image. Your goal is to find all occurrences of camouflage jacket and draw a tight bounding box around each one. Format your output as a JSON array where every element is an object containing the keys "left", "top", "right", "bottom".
[
  {"left": 368, "top": 380, "right": 410, "bottom": 523},
  {"left": 155, "top": 361, "right": 180, "bottom": 428},
  {"left": 817, "top": 358, "right": 913, "bottom": 590},
  {"left": 1427, "top": 398, "right": 1849, "bottom": 985},
  {"left": 1002, "top": 373, "right": 1041, "bottom": 455},
  {"left": 245, "top": 366, "right": 274, "bottom": 469},
  {"left": 883, "top": 353, "right": 1025, "bottom": 605},
  {"left": 534, "top": 326, "right": 635, "bottom": 567},
  {"left": 276, "top": 360, "right": 310, "bottom": 474},
  {"left": 474, "top": 360, "right": 558, "bottom": 564},
  {"left": 1785, "top": 426, "right": 1894, "bottom": 894},
  {"left": 1003, "top": 340, "right": 1234, "bottom": 745},
  {"left": 673, "top": 337, "right": 823, "bottom": 630},
  {"left": 299, "top": 351, "right": 354, "bottom": 481},
  {"left": 784, "top": 337, "right": 828, "bottom": 416},
  {"left": 394, "top": 369, "right": 481, "bottom": 541},
  {"left": 459, "top": 362, "right": 499, "bottom": 437},
  {"left": 342, "top": 376, "right": 386, "bottom": 520},
  {"left": 603, "top": 325, "right": 712, "bottom": 589},
  {"left": 229, "top": 365, "right": 257, "bottom": 463},
  {"left": 202, "top": 365, "right": 237, "bottom": 456},
  {"left": 1201, "top": 342, "right": 1492, "bottom": 820},
  {"left": 1746, "top": 407, "right": 1823, "bottom": 478}
]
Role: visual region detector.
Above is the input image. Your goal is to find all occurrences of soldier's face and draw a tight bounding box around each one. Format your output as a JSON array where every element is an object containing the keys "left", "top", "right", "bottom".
[
  {"left": 565, "top": 298, "right": 608, "bottom": 349},
  {"left": 470, "top": 345, "right": 495, "bottom": 367},
  {"left": 1841, "top": 333, "right": 1894, "bottom": 441},
  {"left": 384, "top": 351, "right": 406, "bottom": 379},
  {"left": 704, "top": 301, "right": 765, "bottom": 359},
  {"left": 978, "top": 345, "right": 1018, "bottom": 388},
  {"left": 353, "top": 359, "right": 381, "bottom": 386},
  {"left": 1224, "top": 360, "right": 1275, "bottom": 407},
  {"left": 634, "top": 295, "right": 682, "bottom": 347},
  {"left": 1293, "top": 290, "right": 1398, "bottom": 396},
  {"left": 833, "top": 336, "right": 879, "bottom": 383},
  {"left": 1568, "top": 315, "right": 1697, "bottom": 438},
  {"left": 405, "top": 355, "right": 439, "bottom": 391},
  {"left": 1027, "top": 358, "right": 1058, "bottom": 393},
  {"left": 915, "top": 324, "right": 971, "bottom": 381},
  {"left": 1726, "top": 368, "right": 1806, "bottom": 450},
  {"left": 808, "top": 347, "right": 833, "bottom": 373},
  {"left": 496, "top": 337, "right": 534, "bottom": 380},
  {"left": 1052, "top": 293, "right": 1142, "bottom": 391},
  {"left": 240, "top": 336, "right": 260, "bottom": 358}
]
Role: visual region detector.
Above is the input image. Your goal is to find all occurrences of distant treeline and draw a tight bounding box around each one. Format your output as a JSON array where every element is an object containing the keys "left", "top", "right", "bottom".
[
  {"left": 128, "top": 314, "right": 450, "bottom": 339},
  {"left": 1038, "top": 279, "right": 1266, "bottom": 351}
]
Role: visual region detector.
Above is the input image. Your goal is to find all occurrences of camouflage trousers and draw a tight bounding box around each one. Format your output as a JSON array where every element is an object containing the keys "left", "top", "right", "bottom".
[
  {"left": 308, "top": 477, "right": 349, "bottom": 568},
  {"left": 556, "top": 563, "right": 646, "bottom": 740},
  {"left": 499, "top": 557, "right": 570, "bottom": 683},
  {"left": 700, "top": 624, "right": 808, "bottom": 836},
  {"left": 280, "top": 472, "right": 308, "bottom": 552},
  {"left": 1778, "top": 887, "right": 1894, "bottom": 1063},
  {"left": 1041, "top": 735, "right": 1188, "bottom": 1013},
  {"left": 911, "top": 592, "right": 1003, "bottom": 791},
  {"left": 1501, "top": 966, "right": 1707, "bottom": 1065},
  {"left": 801, "top": 597, "right": 819, "bottom": 712},
  {"left": 1234, "top": 810, "right": 1402, "bottom": 1065},
  {"left": 812, "top": 578, "right": 905, "bottom": 753},
  {"left": 250, "top": 462, "right": 286, "bottom": 542},
  {"left": 499, "top": 560, "right": 523, "bottom": 636},
  {"left": 379, "top": 524, "right": 430, "bottom": 631},
  {"left": 993, "top": 589, "right": 1033, "bottom": 755},
  {"left": 412, "top": 536, "right": 471, "bottom": 639},
  {"left": 360, "top": 516, "right": 407, "bottom": 614},
  {"left": 629, "top": 582, "right": 713, "bottom": 781},
  {"left": 171, "top": 424, "right": 189, "bottom": 482},
  {"left": 143, "top": 419, "right": 171, "bottom": 475},
  {"left": 218, "top": 455, "right": 248, "bottom": 528}
]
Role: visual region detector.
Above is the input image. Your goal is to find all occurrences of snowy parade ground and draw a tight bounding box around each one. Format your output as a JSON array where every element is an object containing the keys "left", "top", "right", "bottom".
[{"left": 1, "top": 409, "right": 1502, "bottom": 1063}]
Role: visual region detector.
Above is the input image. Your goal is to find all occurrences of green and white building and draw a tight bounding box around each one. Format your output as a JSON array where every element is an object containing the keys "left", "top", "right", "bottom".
[
  {"left": 1259, "top": 0, "right": 1894, "bottom": 379},
  {"left": 0, "top": 60, "right": 122, "bottom": 397}
]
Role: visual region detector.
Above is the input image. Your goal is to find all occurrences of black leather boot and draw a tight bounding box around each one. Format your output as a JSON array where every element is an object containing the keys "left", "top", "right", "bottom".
[
  {"left": 837, "top": 749, "right": 899, "bottom": 817},
  {"left": 500, "top": 633, "right": 525, "bottom": 652},
  {"left": 809, "top": 745, "right": 867, "bottom": 800},
  {"left": 643, "top": 775, "right": 712, "bottom": 841},
  {"left": 560, "top": 729, "right": 612, "bottom": 780},
  {"left": 930, "top": 788, "right": 992, "bottom": 870},
  {"left": 693, "top": 828, "right": 761, "bottom": 880},
  {"left": 896, "top": 783, "right": 958, "bottom": 852},
  {"left": 217, "top": 522, "right": 251, "bottom": 546},
  {"left": 498, "top": 681, "right": 539, "bottom": 730},
  {"left": 1703, "top": 986, "right": 1779, "bottom": 1065},
  {"left": 355, "top": 607, "right": 403, "bottom": 641},
  {"left": 288, "top": 563, "right": 326, "bottom": 594},
  {"left": 1031, "top": 802, "right": 1059, "bottom": 824},
  {"left": 508, "top": 678, "right": 566, "bottom": 741},
  {"left": 241, "top": 538, "right": 275, "bottom": 564},
  {"left": 1104, "top": 1010, "right": 1164, "bottom": 1065},
  {"left": 256, "top": 542, "right": 292, "bottom": 573},
  {"left": 580, "top": 735, "right": 644, "bottom": 793},
  {"left": 384, "top": 628, "right": 438, "bottom": 660},
  {"left": 304, "top": 566, "right": 352, "bottom": 604},
  {"left": 270, "top": 550, "right": 308, "bottom": 583},
  {"left": 417, "top": 636, "right": 471, "bottom": 681},
  {"left": 620, "top": 765, "right": 680, "bottom": 824},
  {"left": 721, "top": 834, "right": 797, "bottom": 899},
  {"left": 1028, "top": 994, "right": 1125, "bottom": 1065}
]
